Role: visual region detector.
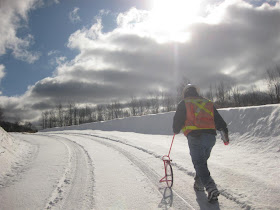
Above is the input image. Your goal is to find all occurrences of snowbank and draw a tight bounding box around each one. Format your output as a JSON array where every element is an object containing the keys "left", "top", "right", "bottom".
[
  {"left": 219, "top": 104, "right": 280, "bottom": 138},
  {"left": 0, "top": 127, "right": 31, "bottom": 182},
  {"left": 218, "top": 104, "right": 280, "bottom": 152},
  {"left": 42, "top": 104, "right": 280, "bottom": 137}
]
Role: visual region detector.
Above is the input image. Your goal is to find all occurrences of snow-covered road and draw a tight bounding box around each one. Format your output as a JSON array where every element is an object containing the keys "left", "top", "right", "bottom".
[
  {"left": 0, "top": 133, "right": 94, "bottom": 209},
  {"left": 1, "top": 131, "right": 266, "bottom": 210}
]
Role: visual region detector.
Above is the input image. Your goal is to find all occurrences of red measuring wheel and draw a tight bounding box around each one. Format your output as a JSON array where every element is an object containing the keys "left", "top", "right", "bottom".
[{"left": 159, "top": 134, "right": 175, "bottom": 188}]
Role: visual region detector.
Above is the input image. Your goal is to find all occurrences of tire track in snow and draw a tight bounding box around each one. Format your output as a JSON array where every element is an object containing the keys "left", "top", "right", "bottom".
[
  {"left": 65, "top": 132, "right": 253, "bottom": 209},
  {"left": 70, "top": 133, "right": 195, "bottom": 210},
  {"left": 37, "top": 134, "right": 95, "bottom": 210}
]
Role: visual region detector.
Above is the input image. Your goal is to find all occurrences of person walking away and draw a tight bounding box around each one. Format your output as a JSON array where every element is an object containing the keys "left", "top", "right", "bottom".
[{"left": 172, "top": 84, "right": 229, "bottom": 202}]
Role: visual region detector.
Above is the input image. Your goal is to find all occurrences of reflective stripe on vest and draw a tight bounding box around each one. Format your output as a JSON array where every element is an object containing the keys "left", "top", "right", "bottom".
[
  {"left": 182, "top": 126, "right": 214, "bottom": 132},
  {"left": 182, "top": 97, "right": 215, "bottom": 135}
]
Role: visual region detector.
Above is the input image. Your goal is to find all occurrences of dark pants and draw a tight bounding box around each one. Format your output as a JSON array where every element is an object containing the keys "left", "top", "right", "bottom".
[{"left": 187, "top": 133, "right": 217, "bottom": 192}]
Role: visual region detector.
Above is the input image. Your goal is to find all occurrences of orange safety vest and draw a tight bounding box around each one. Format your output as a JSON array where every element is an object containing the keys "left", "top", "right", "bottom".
[{"left": 182, "top": 97, "right": 216, "bottom": 136}]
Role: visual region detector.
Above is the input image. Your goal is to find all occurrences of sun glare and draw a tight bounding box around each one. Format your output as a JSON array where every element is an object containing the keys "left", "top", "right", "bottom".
[{"left": 147, "top": 0, "right": 201, "bottom": 42}]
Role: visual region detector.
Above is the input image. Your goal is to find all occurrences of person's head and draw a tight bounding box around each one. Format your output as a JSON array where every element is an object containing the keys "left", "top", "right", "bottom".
[{"left": 183, "top": 84, "right": 199, "bottom": 98}]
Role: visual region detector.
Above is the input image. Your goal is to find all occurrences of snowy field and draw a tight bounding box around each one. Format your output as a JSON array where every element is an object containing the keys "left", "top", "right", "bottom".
[{"left": 0, "top": 104, "right": 280, "bottom": 209}]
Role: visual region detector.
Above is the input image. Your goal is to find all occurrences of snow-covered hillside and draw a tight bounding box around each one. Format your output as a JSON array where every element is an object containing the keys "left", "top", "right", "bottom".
[
  {"left": 1, "top": 104, "right": 280, "bottom": 209},
  {"left": 0, "top": 127, "right": 32, "bottom": 184}
]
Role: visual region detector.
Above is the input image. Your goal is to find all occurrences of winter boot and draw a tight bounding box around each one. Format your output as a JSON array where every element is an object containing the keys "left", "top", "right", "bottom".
[{"left": 207, "top": 189, "right": 220, "bottom": 202}]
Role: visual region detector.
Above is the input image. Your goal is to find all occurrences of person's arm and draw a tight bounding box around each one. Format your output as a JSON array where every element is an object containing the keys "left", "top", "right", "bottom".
[
  {"left": 173, "top": 100, "right": 186, "bottom": 134},
  {"left": 213, "top": 107, "right": 228, "bottom": 133}
]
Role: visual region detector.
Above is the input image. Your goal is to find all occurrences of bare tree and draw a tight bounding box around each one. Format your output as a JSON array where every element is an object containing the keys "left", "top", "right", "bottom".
[
  {"left": 42, "top": 111, "right": 49, "bottom": 129},
  {"left": 89, "top": 106, "right": 97, "bottom": 122},
  {"left": 205, "top": 84, "right": 214, "bottom": 101},
  {"left": 82, "top": 105, "right": 93, "bottom": 123},
  {"left": 73, "top": 104, "right": 79, "bottom": 125},
  {"left": 57, "top": 103, "right": 64, "bottom": 127},
  {"left": 232, "top": 86, "right": 241, "bottom": 107},
  {"left": 163, "top": 92, "right": 176, "bottom": 112},
  {"left": 215, "top": 81, "right": 232, "bottom": 107},
  {"left": 79, "top": 106, "right": 86, "bottom": 124},
  {"left": 149, "top": 92, "right": 160, "bottom": 114},
  {"left": 138, "top": 99, "right": 145, "bottom": 116},
  {"left": 215, "top": 81, "right": 226, "bottom": 105},
  {"left": 97, "top": 105, "right": 104, "bottom": 121},
  {"left": 106, "top": 103, "right": 114, "bottom": 120},
  {"left": 67, "top": 102, "right": 74, "bottom": 126},
  {"left": 113, "top": 101, "right": 122, "bottom": 118},
  {"left": 143, "top": 99, "right": 151, "bottom": 114},
  {"left": 129, "top": 96, "right": 138, "bottom": 116},
  {"left": 266, "top": 65, "right": 280, "bottom": 103},
  {"left": 176, "top": 76, "right": 192, "bottom": 102},
  {"left": 41, "top": 112, "right": 46, "bottom": 129},
  {"left": 49, "top": 110, "right": 56, "bottom": 128},
  {"left": 105, "top": 101, "right": 122, "bottom": 120}
]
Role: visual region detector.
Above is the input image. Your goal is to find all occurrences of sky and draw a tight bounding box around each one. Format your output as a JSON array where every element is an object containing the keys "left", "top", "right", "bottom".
[{"left": 0, "top": 0, "right": 280, "bottom": 123}]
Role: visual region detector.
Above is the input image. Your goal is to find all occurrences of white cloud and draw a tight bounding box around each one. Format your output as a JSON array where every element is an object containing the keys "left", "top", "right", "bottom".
[
  {"left": 69, "top": 7, "right": 81, "bottom": 23},
  {"left": 47, "top": 50, "right": 59, "bottom": 56},
  {"left": 48, "top": 56, "right": 67, "bottom": 67},
  {"left": 55, "top": 56, "right": 67, "bottom": 66},
  {"left": 47, "top": 50, "right": 61, "bottom": 66},
  {"left": 99, "top": 9, "right": 110, "bottom": 16},
  {"left": 94, "top": 9, "right": 110, "bottom": 22},
  {"left": 63, "top": 1, "right": 280, "bottom": 92},
  {"left": 0, "top": 0, "right": 40, "bottom": 63},
  {"left": 0, "top": 64, "right": 6, "bottom": 83}
]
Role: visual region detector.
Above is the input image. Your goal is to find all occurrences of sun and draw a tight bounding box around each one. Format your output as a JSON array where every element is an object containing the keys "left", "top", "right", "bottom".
[{"left": 147, "top": 0, "right": 201, "bottom": 42}]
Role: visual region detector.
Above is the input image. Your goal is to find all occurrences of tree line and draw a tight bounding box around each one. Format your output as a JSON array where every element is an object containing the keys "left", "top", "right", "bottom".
[
  {"left": 41, "top": 93, "right": 177, "bottom": 129},
  {"left": 41, "top": 65, "right": 280, "bottom": 129},
  {"left": 1, "top": 65, "right": 279, "bottom": 131}
]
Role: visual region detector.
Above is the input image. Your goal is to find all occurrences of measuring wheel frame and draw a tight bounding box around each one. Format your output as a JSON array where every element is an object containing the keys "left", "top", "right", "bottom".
[
  {"left": 159, "top": 134, "right": 175, "bottom": 188},
  {"left": 159, "top": 155, "right": 174, "bottom": 187}
]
